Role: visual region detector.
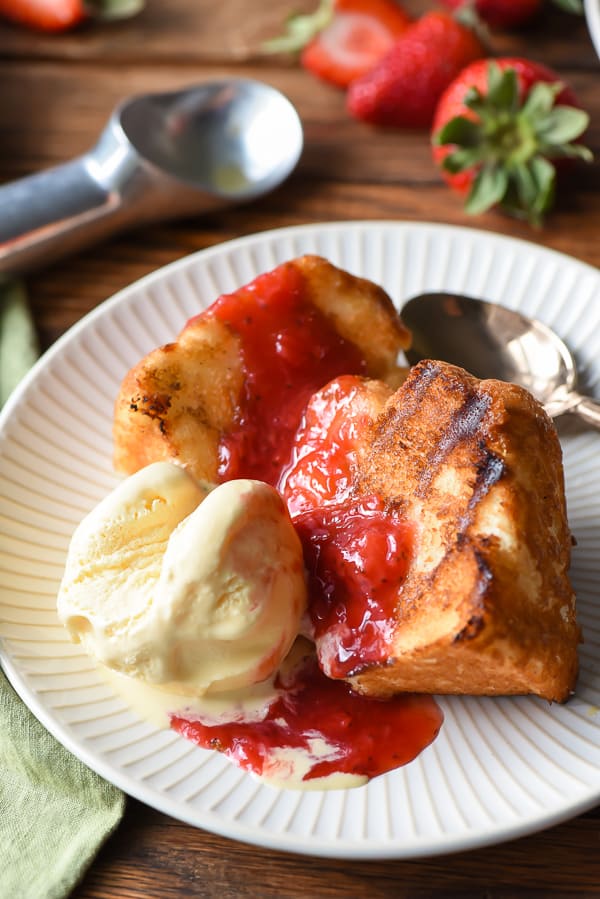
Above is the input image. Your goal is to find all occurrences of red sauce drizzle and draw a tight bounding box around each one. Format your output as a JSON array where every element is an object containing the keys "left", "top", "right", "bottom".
[
  {"left": 281, "top": 376, "right": 414, "bottom": 678},
  {"left": 171, "top": 650, "right": 442, "bottom": 784},
  {"left": 206, "top": 263, "right": 367, "bottom": 485},
  {"left": 295, "top": 497, "right": 413, "bottom": 678}
]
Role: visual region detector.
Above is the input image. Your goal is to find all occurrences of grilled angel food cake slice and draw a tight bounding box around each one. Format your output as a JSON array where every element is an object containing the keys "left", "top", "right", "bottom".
[
  {"left": 113, "top": 255, "right": 410, "bottom": 485},
  {"left": 282, "top": 360, "right": 579, "bottom": 703}
]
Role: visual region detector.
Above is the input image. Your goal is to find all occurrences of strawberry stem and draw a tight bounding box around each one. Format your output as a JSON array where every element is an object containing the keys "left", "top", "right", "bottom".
[
  {"left": 84, "top": 0, "right": 144, "bottom": 19},
  {"left": 261, "top": 0, "right": 334, "bottom": 54}
]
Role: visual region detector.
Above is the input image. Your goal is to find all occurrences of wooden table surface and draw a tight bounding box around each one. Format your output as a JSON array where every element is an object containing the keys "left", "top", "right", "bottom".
[{"left": 1, "top": 1, "right": 599, "bottom": 896}]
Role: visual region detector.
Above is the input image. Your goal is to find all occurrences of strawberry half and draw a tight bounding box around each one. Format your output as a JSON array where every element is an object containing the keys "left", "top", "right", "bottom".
[
  {"left": 264, "top": 0, "right": 411, "bottom": 89},
  {"left": 346, "top": 10, "right": 485, "bottom": 129},
  {"left": 432, "top": 58, "right": 592, "bottom": 224}
]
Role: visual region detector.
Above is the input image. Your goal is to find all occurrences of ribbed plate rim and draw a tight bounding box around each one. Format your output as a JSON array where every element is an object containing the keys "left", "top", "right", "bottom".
[{"left": 0, "top": 220, "right": 599, "bottom": 860}]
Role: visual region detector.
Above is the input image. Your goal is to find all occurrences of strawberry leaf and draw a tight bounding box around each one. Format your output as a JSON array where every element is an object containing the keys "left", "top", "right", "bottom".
[
  {"left": 501, "top": 158, "right": 556, "bottom": 226},
  {"left": 512, "top": 163, "right": 538, "bottom": 211},
  {"left": 465, "top": 165, "right": 509, "bottom": 215},
  {"left": 442, "top": 146, "right": 485, "bottom": 174},
  {"left": 486, "top": 65, "right": 518, "bottom": 113},
  {"left": 521, "top": 81, "right": 562, "bottom": 118},
  {"left": 535, "top": 106, "right": 590, "bottom": 144},
  {"left": 558, "top": 143, "right": 594, "bottom": 162},
  {"left": 463, "top": 87, "right": 489, "bottom": 118},
  {"left": 529, "top": 156, "right": 556, "bottom": 215},
  {"left": 262, "top": 0, "right": 334, "bottom": 54},
  {"left": 436, "top": 115, "right": 482, "bottom": 148},
  {"left": 85, "top": 0, "right": 144, "bottom": 20}
]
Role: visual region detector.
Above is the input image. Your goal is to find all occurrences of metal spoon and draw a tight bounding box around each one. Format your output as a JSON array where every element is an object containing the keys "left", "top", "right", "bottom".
[
  {"left": 0, "top": 79, "right": 303, "bottom": 275},
  {"left": 401, "top": 292, "right": 600, "bottom": 428}
]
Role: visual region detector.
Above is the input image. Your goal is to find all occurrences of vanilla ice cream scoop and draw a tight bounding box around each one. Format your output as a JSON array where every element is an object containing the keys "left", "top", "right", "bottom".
[{"left": 57, "top": 462, "right": 307, "bottom": 695}]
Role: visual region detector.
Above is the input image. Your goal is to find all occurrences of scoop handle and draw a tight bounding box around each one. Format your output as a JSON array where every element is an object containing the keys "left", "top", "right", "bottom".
[
  {"left": 0, "top": 156, "right": 124, "bottom": 276},
  {"left": 571, "top": 393, "right": 600, "bottom": 429}
]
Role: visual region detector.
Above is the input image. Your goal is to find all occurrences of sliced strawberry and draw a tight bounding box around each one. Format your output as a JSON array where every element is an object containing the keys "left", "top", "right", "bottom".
[
  {"left": 302, "top": 0, "right": 411, "bottom": 88},
  {"left": 264, "top": 0, "right": 411, "bottom": 89}
]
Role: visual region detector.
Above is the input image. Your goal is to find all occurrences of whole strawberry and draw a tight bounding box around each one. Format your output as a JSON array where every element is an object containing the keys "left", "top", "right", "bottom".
[
  {"left": 441, "top": 0, "right": 542, "bottom": 30},
  {"left": 264, "top": 0, "right": 411, "bottom": 89},
  {"left": 432, "top": 58, "right": 592, "bottom": 224},
  {"left": 346, "top": 10, "right": 485, "bottom": 129},
  {"left": 0, "top": 0, "right": 143, "bottom": 31}
]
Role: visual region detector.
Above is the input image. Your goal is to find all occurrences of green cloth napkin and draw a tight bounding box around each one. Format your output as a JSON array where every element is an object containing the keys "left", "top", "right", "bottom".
[
  {"left": 0, "top": 279, "right": 38, "bottom": 406},
  {"left": 0, "top": 281, "right": 125, "bottom": 899},
  {"left": 0, "top": 672, "right": 125, "bottom": 899}
]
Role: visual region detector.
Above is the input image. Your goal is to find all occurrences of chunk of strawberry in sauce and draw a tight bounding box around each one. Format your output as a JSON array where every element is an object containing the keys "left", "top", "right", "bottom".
[
  {"left": 207, "top": 264, "right": 367, "bottom": 486},
  {"left": 280, "top": 375, "right": 414, "bottom": 679}
]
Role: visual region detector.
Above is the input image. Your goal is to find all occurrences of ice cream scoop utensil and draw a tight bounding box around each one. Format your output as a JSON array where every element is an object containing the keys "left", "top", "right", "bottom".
[
  {"left": 0, "top": 79, "right": 303, "bottom": 275},
  {"left": 401, "top": 292, "right": 600, "bottom": 428}
]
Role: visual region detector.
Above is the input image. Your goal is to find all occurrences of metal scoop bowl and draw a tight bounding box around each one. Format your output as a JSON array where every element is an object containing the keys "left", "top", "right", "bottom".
[{"left": 0, "top": 79, "right": 303, "bottom": 275}]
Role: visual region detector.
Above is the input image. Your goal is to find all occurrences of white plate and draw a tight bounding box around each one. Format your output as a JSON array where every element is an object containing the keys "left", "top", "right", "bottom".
[
  {"left": 1, "top": 221, "right": 599, "bottom": 860},
  {"left": 585, "top": 0, "right": 600, "bottom": 59}
]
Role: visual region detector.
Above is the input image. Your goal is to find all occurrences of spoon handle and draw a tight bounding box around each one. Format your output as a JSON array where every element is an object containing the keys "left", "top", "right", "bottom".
[
  {"left": 571, "top": 393, "right": 600, "bottom": 429},
  {"left": 0, "top": 156, "right": 122, "bottom": 276}
]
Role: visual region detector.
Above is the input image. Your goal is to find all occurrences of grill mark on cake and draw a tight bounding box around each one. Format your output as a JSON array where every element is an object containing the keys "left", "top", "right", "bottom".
[
  {"left": 452, "top": 450, "right": 507, "bottom": 538},
  {"left": 470, "top": 451, "right": 505, "bottom": 511},
  {"left": 416, "top": 391, "right": 493, "bottom": 497},
  {"left": 452, "top": 552, "right": 493, "bottom": 643},
  {"left": 391, "top": 447, "right": 505, "bottom": 638},
  {"left": 381, "top": 360, "right": 442, "bottom": 427}
]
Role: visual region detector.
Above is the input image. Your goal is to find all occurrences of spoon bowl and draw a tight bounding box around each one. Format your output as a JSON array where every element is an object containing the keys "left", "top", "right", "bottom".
[
  {"left": 0, "top": 79, "right": 303, "bottom": 275},
  {"left": 401, "top": 292, "right": 600, "bottom": 428}
]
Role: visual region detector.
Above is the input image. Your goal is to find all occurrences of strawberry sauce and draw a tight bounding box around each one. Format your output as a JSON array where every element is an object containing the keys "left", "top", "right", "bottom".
[
  {"left": 174, "top": 280, "right": 442, "bottom": 787},
  {"left": 171, "top": 647, "right": 442, "bottom": 785},
  {"left": 207, "top": 262, "right": 367, "bottom": 486},
  {"left": 281, "top": 376, "right": 414, "bottom": 678},
  {"left": 295, "top": 496, "right": 413, "bottom": 678}
]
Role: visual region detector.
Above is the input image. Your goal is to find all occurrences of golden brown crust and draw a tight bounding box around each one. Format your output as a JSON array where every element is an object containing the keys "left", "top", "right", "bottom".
[
  {"left": 113, "top": 255, "right": 409, "bottom": 481},
  {"left": 347, "top": 360, "right": 579, "bottom": 703},
  {"left": 298, "top": 255, "right": 410, "bottom": 386},
  {"left": 113, "top": 317, "right": 243, "bottom": 482}
]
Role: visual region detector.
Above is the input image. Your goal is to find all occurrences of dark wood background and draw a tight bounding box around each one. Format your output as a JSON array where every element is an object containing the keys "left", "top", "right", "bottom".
[{"left": 1, "top": 1, "right": 599, "bottom": 895}]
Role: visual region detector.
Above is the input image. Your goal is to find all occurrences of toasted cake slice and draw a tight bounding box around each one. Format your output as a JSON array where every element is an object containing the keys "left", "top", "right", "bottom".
[
  {"left": 113, "top": 255, "right": 410, "bottom": 484},
  {"left": 358, "top": 360, "right": 579, "bottom": 702},
  {"left": 285, "top": 361, "right": 579, "bottom": 703}
]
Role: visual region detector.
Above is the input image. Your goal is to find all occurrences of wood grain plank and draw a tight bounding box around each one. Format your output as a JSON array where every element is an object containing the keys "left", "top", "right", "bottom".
[
  {"left": 0, "top": 0, "right": 597, "bottom": 69},
  {"left": 72, "top": 800, "right": 600, "bottom": 898},
  {"left": 1, "top": 59, "right": 598, "bottom": 182},
  {"left": 2, "top": 7, "right": 599, "bottom": 898}
]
